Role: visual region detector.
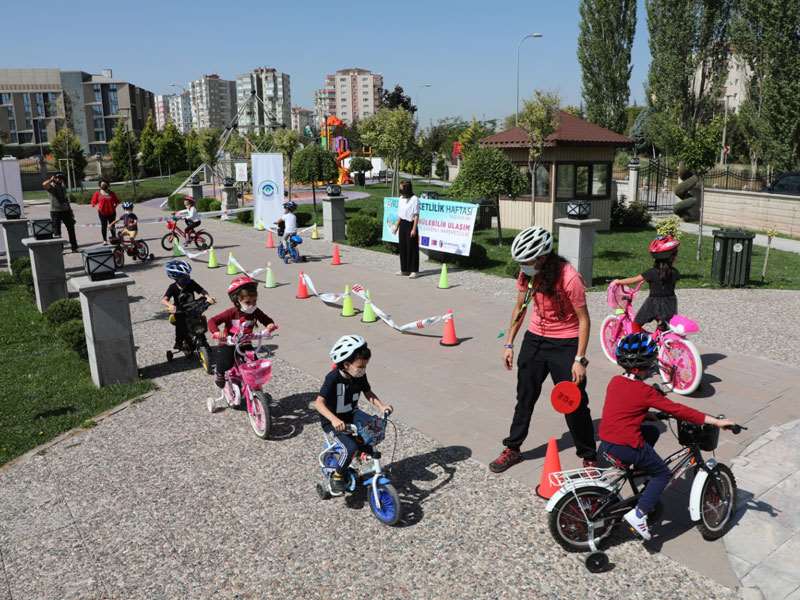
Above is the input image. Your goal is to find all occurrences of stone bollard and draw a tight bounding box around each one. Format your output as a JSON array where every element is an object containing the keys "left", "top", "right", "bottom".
[
  {"left": 627, "top": 158, "right": 640, "bottom": 206},
  {"left": 22, "top": 236, "right": 68, "bottom": 311},
  {"left": 191, "top": 183, "right": 203, "bottom": 203},
  {"left": 323, "top": 196, "right": 346, "bottom": 242},
  {"left": 555, "top": 218, "right": 601, "bottom": 286},
  {"left": 223, "top": 184, "right": 238, "bottom": 212},
  {"left": 69, "top": 273, "right": 138, "bottom": 387},
  {"left": 0, "top": 218, "right": 31, "bottom": 272}
]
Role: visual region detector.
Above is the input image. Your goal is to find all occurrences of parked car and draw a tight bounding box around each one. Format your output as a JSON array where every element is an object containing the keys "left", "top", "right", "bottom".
[
  {"left": 420, "top": 191, "right": 441, "bottom": 199},
  {"left": 765, "top": 172, "right": 800, "bottom": 196}
]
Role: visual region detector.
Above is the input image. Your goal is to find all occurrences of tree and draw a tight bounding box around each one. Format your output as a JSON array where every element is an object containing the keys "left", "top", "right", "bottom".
[
  {"left": 50, "top": 128, "right": 87, "bottom": 184},
  {"left": 457, "top": 119, "right": 493, "bottom": 155},
  {"left": 292, "top": 144, "right": 338, "bottom": 216},
  {"left": 273, "top": 128, "right": 301, "bottom": 199},
  {"left": 518, "top": 90, "right": 561, "bottom": 225},
  {"left": 449, "top": 147, "right": 527, "bottom": 244},
  {"left": 563, "top": 105, "right": 586, "bottom": 119},
  {"left": 138, "top": 114, "right": 160, "bottom": 176},
  {"left": 109, "top": 119, "right": 139, "bottom": 182},
  {"left": 155, "top": 121, "right": 185, "bottom": 174},
  {"left": 422, "top": 117, "right": 469, "bottom": 157},
  {"left": 578, "top": 0, "right": 637, "bottom": 133},
  {"left": 184, "top": 129, "right": 203, "bottom": 170},
  {"left": 381, "top": 85, "right": 417, "bottom": 113},
  {"left": 199, "top": 129, "right": 222, "bottom": 194},
  {"left": 358, "top": 108, "right": 416, "bottom": 196}
]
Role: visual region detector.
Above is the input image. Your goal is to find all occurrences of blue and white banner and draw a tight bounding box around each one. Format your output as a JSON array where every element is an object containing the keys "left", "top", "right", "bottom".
[
  {"left": 381, "top": 197, "right": 478, "bottom": 256},
  {"left": 251, "top": 153, "right": 284, "bottom": 230}
]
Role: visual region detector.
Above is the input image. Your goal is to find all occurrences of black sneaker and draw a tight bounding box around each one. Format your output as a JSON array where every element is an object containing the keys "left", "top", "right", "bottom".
[
  {"left": 330, "top": 472, "right": 347, "bottom": 494},
  {"left": 489, "top": 448, "right": 522, "bottom": 473}
]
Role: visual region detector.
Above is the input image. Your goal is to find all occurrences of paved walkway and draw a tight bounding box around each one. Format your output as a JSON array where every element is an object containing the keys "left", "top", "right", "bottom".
[
  {"left": 679, "top": 223, "right": 800, "bottom": 255},
  {"left": 2, "top": 201, "right": 799, "bottom": 598}
]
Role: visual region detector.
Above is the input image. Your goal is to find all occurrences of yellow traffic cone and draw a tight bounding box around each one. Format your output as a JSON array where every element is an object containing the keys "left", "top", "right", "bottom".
[
  {"left": 264, "top": 262, "right": 276, "bottom": 288},
  {"left": 172, "top": 239, "right": 184, "bottom": 257},
  {"left": 361, "top": 290, "right": 378, "bottom": 323},
  {"left": 255, "top": 220, "right": 265, "bottom": 231},
  {"left": 438, "top": 263, "right": 450, "bottom": 289},
  {"left": 207, "top": 246, "right": 219, "bottom": 268},
  {"left": 311, "top": 223, "right": 320, "bottom": 240},
  {"left": 226, "top": 253, "right": 239, "bottom": 275},
  {"left": 341, "top": 285, "right": 355, "bottom": 317}
]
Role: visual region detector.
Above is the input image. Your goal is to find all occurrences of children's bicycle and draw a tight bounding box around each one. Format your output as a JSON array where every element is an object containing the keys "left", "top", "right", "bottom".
[
  {"left": 161, "top": 214, "right": 214, "bottom": 252},
  {"left": 165, "top": 297, "right": 214, "bottom": 373},
  {"left": 109, "top": 225, "right": 153, "bottom": 268},
  {"left": 207, "top": 331, "right": 274, "bottom": 439},
  {"left": 271, "top": 225, "right": 305, "bottom": 264},
  {"left": 600, "top": 282, "right": 704, "bottom": 395},
  {"left": 546, "top": 409, "right": 745, "bottom": 572},
  {"left": 316, "top": 411, "right": 403, "bottom": 526}
]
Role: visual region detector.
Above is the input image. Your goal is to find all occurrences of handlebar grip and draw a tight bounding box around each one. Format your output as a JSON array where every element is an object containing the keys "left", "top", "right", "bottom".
[
  {"left": 724, "top": 424, "right": 747, "bottom": 435},
  {"left": 655, "top": 411, "right": 670, "bottom": 420},
  {"left": 346, "top": 424, "right": 359, "bottom": 435}
]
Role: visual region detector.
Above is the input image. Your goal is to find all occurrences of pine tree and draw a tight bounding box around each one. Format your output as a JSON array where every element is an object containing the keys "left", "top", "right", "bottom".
[
  {"left": 184, "top": 129, "right": 203, "bottom": 170},
  {"left": 577, "top": 0, "right": 637, "bottom": 133},
  {"left": 138, "top": 114, "right": 159, "bottom": 176},
  {"left": 155, "top": 121, "right": 186, "bottom": 174},
  {"left": 109, "top": 119, "right": 139, "bottom": 181}
]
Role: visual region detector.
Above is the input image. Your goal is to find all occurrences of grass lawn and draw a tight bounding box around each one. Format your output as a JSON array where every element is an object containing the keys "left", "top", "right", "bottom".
[
  {"left": 23, "top": 172, "right": 191, "bottom": 204},
  {"left": 0, "top": 283, "right": 153, "bottom": 465}
]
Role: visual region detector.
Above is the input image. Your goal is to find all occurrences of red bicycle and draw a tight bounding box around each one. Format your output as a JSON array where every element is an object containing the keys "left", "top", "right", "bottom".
[
  {"left": 160, "top": 214, "right": 214, "bottom": 252},
  {"left": 110, "top": 224, "right": 153, "bottom": 268}
]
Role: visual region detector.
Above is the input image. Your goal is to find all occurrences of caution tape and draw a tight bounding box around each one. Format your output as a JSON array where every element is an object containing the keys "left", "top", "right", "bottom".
[
  {"left": 301, "top": 274, "right": 452, "bottom": 333},
  {"left": 76, "top": 206, "right": 255, "bottom": 228}
]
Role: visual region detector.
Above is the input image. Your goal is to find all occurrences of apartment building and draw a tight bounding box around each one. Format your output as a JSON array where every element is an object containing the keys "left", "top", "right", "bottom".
[
  {"left": 155, "top": 94, "right": 170, "bottom": 130},
  {"left": 291, "top": 106, "right": 314, "bottom": 134},
  {"left": 189, "top": 74, "right": 236, "bottom": 130},
  {"left": 236, "top": 67, "right": 291, "bottom": 134},
  {"left": 313, "top": 75, "right": 335, "bottom": 129},
  {"left": 168, "top": 92, "right": 193, "bottom": 133},
  {"left": 333, "top": 68, "right": 383, "bottom": 125}
]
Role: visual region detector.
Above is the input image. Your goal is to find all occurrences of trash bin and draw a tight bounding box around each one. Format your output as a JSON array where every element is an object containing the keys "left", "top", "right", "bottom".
[
  {"left": 474, "top": 198, "right": 496, "bottom": 230},
  {"left": 711, "top": 229, "right": 755, "bottom": 287}
]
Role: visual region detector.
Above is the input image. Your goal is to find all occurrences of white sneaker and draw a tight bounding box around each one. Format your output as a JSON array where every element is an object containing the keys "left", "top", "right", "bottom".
[
  {"left": 624, "top": 508, "right": 652, "bottom": 541},
  {"left": 408, "top": 272, "right": 418, "bottom": 279}
]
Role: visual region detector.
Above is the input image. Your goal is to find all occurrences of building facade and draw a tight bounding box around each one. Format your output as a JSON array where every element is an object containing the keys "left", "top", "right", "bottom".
[
  {"left": 155, "top": 94, "right": 170, "bottom": 130},
  {"left": 291, "top": 106, "right": 314, "bottom": 134},
  {"left": 235, "top": 67, "right": 291, "bottom": 134},
  {"left": 167, "top": 92, "right": 193, "bottom": 134},
  {"left": 314, "top": 68, "right": 383, "bottom": 127},
  {"left": 189, "top": 74, "right": 236, "bottom": 130},
  {"left": 313, "top": 75, "right": 336, "bottom": 129}
]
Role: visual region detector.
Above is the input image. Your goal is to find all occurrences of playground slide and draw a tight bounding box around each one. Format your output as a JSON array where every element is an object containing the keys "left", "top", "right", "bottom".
[{"left": 337, "top": 150, "right": 352, "bottom": 185}]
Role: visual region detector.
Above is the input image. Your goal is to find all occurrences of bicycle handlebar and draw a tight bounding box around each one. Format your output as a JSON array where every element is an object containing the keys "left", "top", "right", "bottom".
[
  {"left": 652, "top": 411, "right": 747, "bottom": 434},
  {"left": 339, "top": 410, "right": 393, "bottom": 436}
]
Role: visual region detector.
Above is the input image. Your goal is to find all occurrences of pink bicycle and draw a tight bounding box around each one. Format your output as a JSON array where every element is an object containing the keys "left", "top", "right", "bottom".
[{"left": 599, "top": 283, "right": 704, "bottom": 395}]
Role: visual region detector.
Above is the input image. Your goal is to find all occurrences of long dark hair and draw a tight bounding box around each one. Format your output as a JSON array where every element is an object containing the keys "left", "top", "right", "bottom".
[
  {"left": 399, "top": 180, "right": 413, "bottom": 198},
  {"left": 654, "top": 255, "right": 676, "bottom": 283},
  {"left": 522, "top": 254, "right": 570, "bottom": 323}
]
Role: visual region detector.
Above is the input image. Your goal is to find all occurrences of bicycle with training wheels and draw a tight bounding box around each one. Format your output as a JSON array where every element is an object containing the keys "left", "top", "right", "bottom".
[
  {"left": 165, "top": 297, "right": 214, "bottom": 373},
  {"left": 109, "top": 224, "right": 153, "bottom": 268},
  {"left": 600, "top": 282, "right": 704, "bottom": 395},
  {"left": 161, "top": 214, "right": 214, "bottom": 252},
  {"left": 271, "top": 225, "right": 305, "bottom": 264},
  {"left": 316, "top": 411, "right": 403, "bottom": 526},
  {"left": 546, "top": 407, "right": 745, "bottom": 573}
]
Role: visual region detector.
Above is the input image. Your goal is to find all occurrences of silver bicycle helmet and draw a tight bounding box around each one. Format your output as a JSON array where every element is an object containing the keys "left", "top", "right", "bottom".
[
  {"left": 330, "top": 334, "right": 367, "bottom": 364},
  {"left": 165, "top": 259, "right": 192, "bottom": 280},
  {"left": 511, "top": 226, "right": 553, "bottom": 263}
]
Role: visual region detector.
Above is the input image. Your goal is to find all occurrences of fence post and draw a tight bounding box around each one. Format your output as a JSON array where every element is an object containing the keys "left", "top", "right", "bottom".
[
  {"left": 725, "top": 166, "right": 730, "bottom": 190},
  {"left": 627, "top": 159, "right": 639, "bottom": 206}
]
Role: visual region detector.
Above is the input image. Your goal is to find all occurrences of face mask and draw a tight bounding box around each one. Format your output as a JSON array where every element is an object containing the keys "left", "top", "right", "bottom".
[
  {"left": 347, "top": 366, "right": 366, "bottom": 378},
  {"left": 240, "top": 303, "right": 257, "bottom": 314},
  {"left": 520, "top": 265, "right": 538, "bottom": 277}
]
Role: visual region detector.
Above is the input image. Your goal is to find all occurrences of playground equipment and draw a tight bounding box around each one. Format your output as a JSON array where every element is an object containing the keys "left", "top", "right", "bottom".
[{"left": 322, "top": 116, "right": 352, "bottom": 186}]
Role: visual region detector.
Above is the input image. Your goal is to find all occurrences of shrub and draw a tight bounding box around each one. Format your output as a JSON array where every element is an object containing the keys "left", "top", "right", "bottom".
[
  {"left": 11, "top": 256, "right": 30, "bottom": 277},
  {"left": 56, "top": 319, "right": 87, "bottom": 358},
  {"left": 610, "top": 198, "right": 651, "bottom": 228},
  {"left": 236, "top": 210, "right": 253, "bottom": 224},
  {"left": 656, "top": 215, "right": 682, "bottom": 239},
  {"left": 360, "top": 207, "right": 379, "bottom": 218},
  {"left": 505, "top": 259, "right": 521, "bottom": 279},
  {"left": 44, "top": 298, "right": 83, "bottom": 326},
  {"left": 382, "top": 242, "right": 400, "bottom": 254},
  {"left": 427, "top": 242, "right": 488, "bottom": 268},
  {"left": 0, "top": 272, "right": 16, "bottom": 288},
  {"left": 197, "top": 197, "right": 214, "bottom": 212},
  {"left": 208, "top": 200, "right": 222, "bottom": 212},
  {"left": 346, "top": 214, "right": 381, "bottom": 247},
  {"left": 167, "top": 194, "right": 185, "bottom": 211},
  {"left": 296, "top": 212, "right": 312, "bottom": 227},
  {"left": 17, "top": 267, "right": 33, "bottom": 292}
]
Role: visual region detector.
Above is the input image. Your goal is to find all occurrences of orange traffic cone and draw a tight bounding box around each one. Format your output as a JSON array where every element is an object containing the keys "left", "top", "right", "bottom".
[
  {"left": 296, "top": 271, "right": 310, "bottom": 299},
  {"left": 331, "top": 244, "right": 342, "bottom": 266},
  {"left": 534, "top": 438, "right": 563, "bottom": 499},
  {"left": 439, "top": 309, "right": 460, "bottom": 346},
  {"left": 265, "top": 230, "right": 275, "bottom": 249}
]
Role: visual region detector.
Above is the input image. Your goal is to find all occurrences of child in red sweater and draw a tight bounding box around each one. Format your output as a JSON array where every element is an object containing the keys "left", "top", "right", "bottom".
[{"left": 599, "top": 332, "right": 734, "bottom": 541}]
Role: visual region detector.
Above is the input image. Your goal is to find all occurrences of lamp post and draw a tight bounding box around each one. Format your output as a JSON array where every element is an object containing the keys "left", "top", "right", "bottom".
[{"left": 516, "top": 33, "right": 543, "bottom": 127}]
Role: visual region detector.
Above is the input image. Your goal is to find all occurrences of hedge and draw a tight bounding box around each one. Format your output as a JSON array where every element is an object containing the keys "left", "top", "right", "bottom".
[
  {"left": 56, "top": 319, "right": 87, "bottom": 358},
  {"left": 44, "top": 298, "right": 83, "bottom": 326},
  {"left": 347, "top": 214, "right": 382, "bottom": 247}
]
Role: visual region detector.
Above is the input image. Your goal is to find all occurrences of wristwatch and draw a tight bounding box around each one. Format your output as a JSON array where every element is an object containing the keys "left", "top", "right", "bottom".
[{"left": 574, "top": 355, "right": 589, "bottom": 367}]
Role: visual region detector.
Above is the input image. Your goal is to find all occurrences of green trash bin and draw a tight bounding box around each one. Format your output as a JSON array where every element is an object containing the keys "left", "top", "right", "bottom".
[
  {"left": 711, "top": 229, "right": 755, "bottom": 287},
  {"left": 474, "top": 198, "right": 495, "bottom": 230}
]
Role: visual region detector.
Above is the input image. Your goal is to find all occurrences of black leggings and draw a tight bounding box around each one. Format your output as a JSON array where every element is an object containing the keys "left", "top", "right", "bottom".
[
  {"left": 503, "top": 331, "right": 597, "bottom": 460},
  {"left": 398, "top": 218, "right": 419, "bottom": 274},
  {"left": 98, "top": 213, "right": 115, "bottom": 242}
]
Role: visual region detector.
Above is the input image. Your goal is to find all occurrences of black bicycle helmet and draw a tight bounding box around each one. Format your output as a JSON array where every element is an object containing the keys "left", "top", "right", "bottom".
[
  {"left": 283, "top": 200, "right": 298, "bottom": 211},
  {"left": 615, "top": 332, "right": 658, "bottom": 371},
  {"left": 121, "top": 201, "right": 134, "bottom": 210}
]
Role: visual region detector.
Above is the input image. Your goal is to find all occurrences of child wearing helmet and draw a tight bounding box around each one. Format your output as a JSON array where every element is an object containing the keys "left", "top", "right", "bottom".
[
  {"left": 610, "top": 236, "right": 681, "bottom": 331},
  {"left": 598, "top": 332, "right": 734, "bottom": 541},
  {"left": 207, "top": 275, "right": 277, "bottom": 390},
  {"left": 274, "top": 200, "right": 298, "bottom": 254},
  {"left": 161, "top": 259, "right": 216, "bottom": 351},
  {"left": 175, "top": 196, "right": 201, "bottom": 237},
  {"left": 313, "top": 335, "right": 393, "bottom": 494},
  {"left": 110, "top": 202, "right": 138, "bottom": 240}
]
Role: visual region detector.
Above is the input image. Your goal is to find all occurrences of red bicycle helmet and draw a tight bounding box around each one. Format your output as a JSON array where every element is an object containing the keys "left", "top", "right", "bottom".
[
  {"left": 227, "top": 275, "right": 257, "bottom": 301},
  {"left": 183, "top": 196, "right": 195, "bottom": 205},
  {"left": 648, "top": 235, "right": 680, "bottom": 259}
]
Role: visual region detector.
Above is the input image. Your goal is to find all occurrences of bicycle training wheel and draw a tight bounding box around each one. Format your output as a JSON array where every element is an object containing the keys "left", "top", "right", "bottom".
[
  {"left": 696, "top": 464, "right": 737, "bottom": 540},
  {"left": 135, "top": 240, "right": 150, "bottom": 261},
  {"left": 369, "top": 483, "right": 402, "bottom": 526},
  {"left": 659, "top": 337, "right": 703, "bottom": 395},
  {"left": 599, "top": 315, "right": 623, "bottom": 365},
  {"left": 194, "top": 232, "right": 213, "bottom": 251},
  {"left": 161, "top": 233, "right": 176, "bottom": 251},
  {"left": 548, "top": 486, "right": 618, "bottom": 553},
  {"left": 248, "top": 391, "right": 272, "bottom": 439}
]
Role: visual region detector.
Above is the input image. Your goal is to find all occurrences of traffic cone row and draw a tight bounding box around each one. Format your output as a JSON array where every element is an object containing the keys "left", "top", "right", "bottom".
[
  {"left": 440, "top": 310, "right": 459, "bottom": 346},
  {"left": 311, "top": 223, "right": 320, "bottom": 240},
  {"left": 296, "top": 271, "right": 310, "bottom": 299},
  {"left": 226, "top": 253, "right": 239, "bottom": 275},
  {"left": 438, "top": 263, "right": 449, "bottom": 289},
  {"left": 361, "top": 290, "right": 377, "bottom": 323},
  {"left": 341, "top": 285, "right": 355, "bottom": 317},
  {"left": 207, "top": 247, "right": 219, "bottom": 268}
]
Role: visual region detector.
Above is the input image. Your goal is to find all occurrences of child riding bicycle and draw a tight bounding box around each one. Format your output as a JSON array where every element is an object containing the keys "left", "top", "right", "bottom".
[
  {"left": 175, "top": 196, "right": 201, "bottom": 237},
  {"left": 598, "top": 332, "right": 735, "bottom": 541},
  {"left": 110, "top": 202, "right": 138, "bottom": 240},
  {"left": 160, "top": 259, "right": 215, "bottom": 351},
  {"left": 313, "top": 335, "right": 393, "bottom": 494},
  {"left": 274, "top": 200, "right": 298, "bottom": 252}
]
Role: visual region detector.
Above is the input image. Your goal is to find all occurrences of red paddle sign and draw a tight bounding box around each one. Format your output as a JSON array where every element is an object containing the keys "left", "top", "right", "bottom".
[{"left": 551, "top": 381, "right": 581, "bottom": 414}]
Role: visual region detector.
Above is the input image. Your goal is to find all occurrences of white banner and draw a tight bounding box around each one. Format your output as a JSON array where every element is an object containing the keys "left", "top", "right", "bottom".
[
  {"left": 235, "top": 162, "right": 248, "bottom": 182},
  {"left": 382, "top": 197, "right": 478, "bottom": 256},
  {"left": 251, "top": 153, "right": 284, "bottom": 230}
]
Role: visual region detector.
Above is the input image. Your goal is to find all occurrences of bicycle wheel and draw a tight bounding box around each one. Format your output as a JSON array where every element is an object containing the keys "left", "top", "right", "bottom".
[
  {"left": 112, "top": 247, "right": 125, "bottom": 268},
  {"left": 194, "top": 231, "right": 213, "bottom": 251},
  {"left": 368, "top": 483, "right": 402, "bottom": 526},
  {"left": 548, "top": 486, "right": 618, "bottom": 553},
  {"left": 161, "top": 233, "right": 176, "bottom": 251},
  {"left": 696, "top": 464, "right": 737, "bottom": 540},
  {"left": 135, "top": 240, "right": 150, "bottom": 261},
  {"left": 659, "top": 337, "right": 703, "bottom": 395},
  {"left": 248, "top": 391, "right": 272, "bottom": 439},
  {"left": 599, "top": 315, "right": 624, "bottom": 364}
]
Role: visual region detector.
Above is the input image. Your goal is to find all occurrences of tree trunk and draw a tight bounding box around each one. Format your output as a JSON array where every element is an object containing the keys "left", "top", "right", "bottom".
[
  {"left": 695, "top": 176, "right": 704, "bottom": 261},
  {"left": 529, "top": 159, "right": 536, "bottom": 226},
  {"left": 312, "top": 182, "right": 317, "bottom": 217},
  {"left": 761, "top": 239, "right": 771, "bottom": 281},
  {"left": 495, "top": 194, "right": 503, "bottom": 245}
]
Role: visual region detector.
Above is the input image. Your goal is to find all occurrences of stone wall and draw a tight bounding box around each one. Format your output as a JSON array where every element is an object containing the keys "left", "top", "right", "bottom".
[{"left": 703, "top": 188, "right": 800, "bottom": 237}]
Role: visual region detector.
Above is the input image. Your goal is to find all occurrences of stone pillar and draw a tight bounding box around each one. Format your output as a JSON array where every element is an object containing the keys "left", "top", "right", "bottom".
[
  {"left": 22, "top": 237, "right": 68, "bottom": 312},
  {"left": 555, "top": 218, "right": 601, "bottom": 286},
  {"left": 69, "top": 273, "right": 138, "bottom": 387},
  {"left": 223, "top": 185, "right": 238, "bottom": 211},
  {"left": 191, "top": 183, "right": 203, "bottom": 203},
  {"left": 0, "top": 219, "right": 31, "bottom": 272},
  {"left": 627, "top": 159, "right": 640, "bottom": 206},
  {"left": 323, "top": 197, "right": 346, "bottom": 242}
]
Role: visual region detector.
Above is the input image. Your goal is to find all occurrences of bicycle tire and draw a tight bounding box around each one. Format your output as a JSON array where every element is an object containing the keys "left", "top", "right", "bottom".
[
  {"left": 112, "top": 247, "right": 125, "bottom": 268},
  {"left": 659, "top": 337, "right": 703, "bottom": 395},
  {"left": 194, "top": 232, "right": 213, "bottom": 251},
  {"left": 548, "top": 486, "right": 619, "bottom": 553},
  {"left": 369, "top": 483, "right": 402, "bottom": 526},
  {"left": 599, "top": 315, "right": 624, "bottom": 365},
  {"left": 161, "top": 233, "right": 176, "bottom": 251},
  {"left": 135, "top": 240, "right": 150, "bottom": 261},
  {"left": 248, "top": 391, "right": 272, "bottom": 439},
  {"left": 696, "top": 464, "right": 737, "bottom": 540}
]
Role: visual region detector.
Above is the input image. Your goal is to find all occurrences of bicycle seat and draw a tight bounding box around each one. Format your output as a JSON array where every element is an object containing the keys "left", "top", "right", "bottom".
[{"left": 601, "top": 452, "right": 649, "bottom": 478}]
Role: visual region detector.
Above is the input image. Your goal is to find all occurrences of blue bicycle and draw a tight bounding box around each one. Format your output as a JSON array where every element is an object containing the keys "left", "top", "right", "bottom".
[
  {"left": 316, "top": 411, "right": 402, "bottom": 526},
  {"left": 273, "top": 226, "right": 305, "bottom": 264}
]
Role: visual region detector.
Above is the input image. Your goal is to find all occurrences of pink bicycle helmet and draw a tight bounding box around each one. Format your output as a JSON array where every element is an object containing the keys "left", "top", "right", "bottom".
[
  {"left": 648, "top": 235, "right": 680, "bottom": 259},
  {"left": 227, "top": 275, "right": 257, "bottom": 301}
]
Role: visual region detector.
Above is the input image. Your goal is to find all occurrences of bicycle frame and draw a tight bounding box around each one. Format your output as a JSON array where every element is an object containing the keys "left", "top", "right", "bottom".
[{"left": 223, "top": 333, "right": 273, "bottom": 411}]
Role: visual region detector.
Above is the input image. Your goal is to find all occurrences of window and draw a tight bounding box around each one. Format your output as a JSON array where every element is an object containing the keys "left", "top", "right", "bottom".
[
  {"left": 556, "top": 163, "right": 611, "bottom": 199},
  {"left": 108, "top": 85, "right": 119, "bottom": 115},
  {"left": 556, "top": 165, "right": 574, "bottom": 198},
  {"left": 17, "top": 132, "right": 33, "bottom": 144},
  {"left": 93, "top": 84, "right": 102, "bottom": 104},
  {"left": 0, "top": 93, "right": 10, "bottom": 105},
  {"left": 94, "top": 129, "right": 106, "bottom": 142},
  {"left": 592, "top": 164, "right": 609, "bottom": 196},
  {"left": 575, "top": 165, "right": 590, "bottom": 196},
  {"left": 533, "top": 164, "right": 550, "bottom": 197}
]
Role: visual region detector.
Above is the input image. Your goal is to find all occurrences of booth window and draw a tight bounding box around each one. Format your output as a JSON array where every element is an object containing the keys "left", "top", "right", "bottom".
[{"left": 557, "top": 163, "right": 611, "bottom": 199}]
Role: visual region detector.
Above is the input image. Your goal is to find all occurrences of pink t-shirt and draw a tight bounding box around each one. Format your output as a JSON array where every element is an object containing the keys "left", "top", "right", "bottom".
[{"left": 515, "top": 262, "right": 587, "bottom": 338}]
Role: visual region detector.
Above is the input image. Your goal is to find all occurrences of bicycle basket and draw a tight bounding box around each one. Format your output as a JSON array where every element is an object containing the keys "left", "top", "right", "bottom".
[
  {"left": 678, "top": 421, "right": 719, "bottom": 452},
  {"left": 353, "top": 411, "right": 386, "bottom": 446},
  {"left": 239, "top": 359, "right": 272, "bottom": 387},
  {"left": 290, "top": 234, "right": 303, "bottom": 245}
]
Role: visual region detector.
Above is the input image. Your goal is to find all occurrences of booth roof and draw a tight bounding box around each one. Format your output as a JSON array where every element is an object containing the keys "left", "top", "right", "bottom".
[{"left": 480, "top": 111, "right": 633, "bottom": 148}]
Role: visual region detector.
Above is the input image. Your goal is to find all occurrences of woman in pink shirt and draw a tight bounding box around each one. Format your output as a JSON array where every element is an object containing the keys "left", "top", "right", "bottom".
[{"left": 490, "top": 226, "right": 597, "bottom": 473}]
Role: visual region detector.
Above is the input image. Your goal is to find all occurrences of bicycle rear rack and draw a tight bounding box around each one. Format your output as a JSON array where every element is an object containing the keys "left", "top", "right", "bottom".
[{"left": 549, "top": 467, "right": 624, "bottom": 491}]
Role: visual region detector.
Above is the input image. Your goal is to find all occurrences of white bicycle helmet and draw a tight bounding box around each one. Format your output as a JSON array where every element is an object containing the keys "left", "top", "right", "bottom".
[
  {"left": 330, "top": 334, "right": 367, "bottom": 364},
  {"left": 511, "top": 226, "right": 553, "bottom": 263}
]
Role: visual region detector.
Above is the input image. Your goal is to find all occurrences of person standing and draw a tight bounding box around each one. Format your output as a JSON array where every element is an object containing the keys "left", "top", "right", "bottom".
[
  {"left": 490, "top": 226, "right": 597, "bottom": 473},
  {"left": 392, "top": 180, "right": 420, "bottom": 278},
  {"left": 43, "top": 172, "right": 78, "bottom": 252},
  {"left": 90, "top": 179, "right": 119, "bottom": 244}
]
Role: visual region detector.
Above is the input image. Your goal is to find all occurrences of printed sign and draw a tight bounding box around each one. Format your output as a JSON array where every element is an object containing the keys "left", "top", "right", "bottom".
[
  {"left": 251, "top": 153, "right": 284, "bottom": 229},
  {"left": 382, "top": 197, "right": 478, "bottom": 256},
  {"left": 234, "top": 162, "right": 248, "bottom": 182}
]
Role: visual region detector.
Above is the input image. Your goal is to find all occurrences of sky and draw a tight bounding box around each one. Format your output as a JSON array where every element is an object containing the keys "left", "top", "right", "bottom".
[{"left": 3, "top": 0, "right": 651, "bottom": 126}]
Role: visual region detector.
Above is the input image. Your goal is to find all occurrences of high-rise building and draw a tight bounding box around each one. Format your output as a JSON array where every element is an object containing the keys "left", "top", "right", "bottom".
[
  {"left": 291, "top": 106, "right": 314, "bottom": 134},
  {"left": 155, "top": 94, "right": 170, "bottom": 130},
  {"left": 235, "top": 67, "right": 291, "bottom": 135},
  {"left": 314, "top": 75, "right": 336, "bottom": 129},
  {"left": 189, "top": 74, "right": 236, "bottom": 130},
  {"left": 315, "top": 68, "right": 383, "bottom": 127},
  {"left": 167, "top": 92, "right": 193, "bottom": 134},
  {"left": 0, "top": 68, "right": 155, "bottom": 156}
]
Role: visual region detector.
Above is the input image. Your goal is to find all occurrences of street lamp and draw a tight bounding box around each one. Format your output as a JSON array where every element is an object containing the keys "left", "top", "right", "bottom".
[{"left": 516, "top": 33, "right": 543, "bottom": 127}]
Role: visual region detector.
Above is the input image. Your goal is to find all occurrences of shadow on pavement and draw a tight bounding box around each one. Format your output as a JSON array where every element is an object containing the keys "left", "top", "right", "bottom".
[
  {"left": 268, "top": 392, "right": 318, "bottom": 441},
  {"left": 701, "top": 353, "right": 727, "bottom": 368},
  {"left": 691, "top": 373, "right": 722, "bottom": 399},
  {"left": 521, "top": 419, "right": 602, "bottom": 462},
  {"left": 139, "top": 356, "right": 203, "bottom": 378},
  {"left": 729, "top": 488, "right": 780, "bottom": 528}
]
